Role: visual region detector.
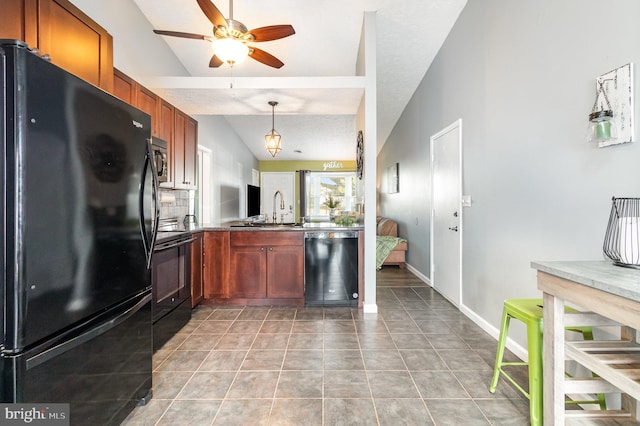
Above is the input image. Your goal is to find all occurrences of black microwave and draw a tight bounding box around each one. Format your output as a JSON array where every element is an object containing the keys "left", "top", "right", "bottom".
[{"left": 150, "top": 137, "right": 168, "bottom": 183}]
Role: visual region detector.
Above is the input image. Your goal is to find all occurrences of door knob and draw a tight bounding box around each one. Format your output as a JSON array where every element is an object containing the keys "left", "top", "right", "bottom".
[{"left": 448, "top": 226, "right": 458, "bottom": 232}]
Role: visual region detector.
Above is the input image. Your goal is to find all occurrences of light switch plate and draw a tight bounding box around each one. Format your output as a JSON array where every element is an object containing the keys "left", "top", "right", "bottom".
[{"left": 462, "top": 195, "right": 472, "bottom": 207}]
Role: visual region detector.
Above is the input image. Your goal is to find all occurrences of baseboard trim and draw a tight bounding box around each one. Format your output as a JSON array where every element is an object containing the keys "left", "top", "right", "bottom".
[
  {"left": 406, "top": 263, "right": 432, "bottom": 286},
  {"left": 459, "top": 303, "right": 528, "bottom": 361}
]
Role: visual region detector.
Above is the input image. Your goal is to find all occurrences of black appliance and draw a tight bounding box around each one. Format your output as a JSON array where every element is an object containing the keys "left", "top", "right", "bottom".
[
  {"left": 150, "top": 137, "right": 169, "bottom": 183},
  {"left": 0, "top": 40, "right": 158, "bottom": 424},
  {"left": 152, "top": 220, "right": 193, "bottom": 352},
  {"left": 304, "top": 231, "right": 359, "bottom": 306},
  {"left": 247, "top": 184, "right": 261, "bottom": 217}
]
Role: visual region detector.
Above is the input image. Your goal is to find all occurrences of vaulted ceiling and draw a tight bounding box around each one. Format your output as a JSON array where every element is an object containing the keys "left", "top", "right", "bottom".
[{"left": 132, "top": 0, "right": 467, "bottom": 160}]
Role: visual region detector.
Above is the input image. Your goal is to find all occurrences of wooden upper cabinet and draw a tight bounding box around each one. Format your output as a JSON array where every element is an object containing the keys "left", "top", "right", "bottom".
[
  {"left": 158, "top": 100, "right": 174, "bottom": 143},
  {"left": 173, "top": 110, "right": 187, "bottom": 188},
  {"left": 135, "top": 85, "right": 160, "bottom": 137},
  {"left": 184, "top": 115, "right": 198, "bottom": 188},
  {"left": 113, "top": 68, "right": 136, "bottom": 104},
  {"left": 173, "top": 109, "right": 197, "bottom": 189},
  {"left": 0, "top": 0, "right": 114, "bottom": 91},
  {"left": 110, "top": 70, "right": 198, "bottom": 190}
]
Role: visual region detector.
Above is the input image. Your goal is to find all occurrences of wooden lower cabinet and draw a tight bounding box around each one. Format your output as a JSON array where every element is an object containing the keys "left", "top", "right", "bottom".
[
  {"left": 229, "top": 246, "right": 267, "bottom": 298},
  {"left": 265, "top": 245, "right": 305, "bottom": 299},
  {"left": 203, "top": 231, "right": 229, "bottom": 299},
  {"left": 222, "top": 231, "right": 304, "bottom": 304},
  {"left": 190, "top": 232, "right": 204, "bottom": 308}
]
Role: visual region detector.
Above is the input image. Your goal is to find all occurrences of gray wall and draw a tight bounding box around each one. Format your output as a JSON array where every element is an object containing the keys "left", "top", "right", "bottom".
[
  {"left": 195, "top": 115, "right": 259, "bottom": 223},
  {"left": 378, "top": 0, "right": 640, "bottom": 344}
]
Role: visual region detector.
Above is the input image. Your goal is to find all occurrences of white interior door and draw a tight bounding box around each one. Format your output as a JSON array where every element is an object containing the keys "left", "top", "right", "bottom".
[
  {"left": 261, "top": 172, "right": 295, "bottom": 223},
  {"left": 430, "top": 120, "right": 462, "bottom": 306}
]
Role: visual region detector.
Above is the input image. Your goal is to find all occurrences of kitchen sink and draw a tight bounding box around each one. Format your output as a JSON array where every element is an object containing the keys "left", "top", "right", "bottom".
[{"left": 229, "top": 222, "right": 303, "bottom": 228}]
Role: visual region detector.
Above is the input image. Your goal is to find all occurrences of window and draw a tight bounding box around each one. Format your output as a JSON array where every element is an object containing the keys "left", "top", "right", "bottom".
[{"left": 304, "top": 171, "right": 357, "bottom": 219}]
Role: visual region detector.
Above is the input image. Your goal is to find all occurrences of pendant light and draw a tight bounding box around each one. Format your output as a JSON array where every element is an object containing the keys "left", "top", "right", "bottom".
[{"left": 265, "top": 101, "right": 282, "bottom": 157}]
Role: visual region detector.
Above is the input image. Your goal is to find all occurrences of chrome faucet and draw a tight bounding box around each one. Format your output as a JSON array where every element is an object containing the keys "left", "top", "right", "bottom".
[{"left": 273, "top": 190, "right": 285, "bottom": 223}]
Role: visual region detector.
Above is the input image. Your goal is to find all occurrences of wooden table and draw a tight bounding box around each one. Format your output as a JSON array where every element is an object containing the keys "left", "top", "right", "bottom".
[{"left": 532, "top": 260, "right": 640, "bottom": 424}]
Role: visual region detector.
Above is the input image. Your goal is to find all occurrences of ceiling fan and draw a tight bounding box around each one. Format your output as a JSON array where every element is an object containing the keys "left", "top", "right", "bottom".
[{"left": 153, "top": 0, "right": 295, "bottom": 68}]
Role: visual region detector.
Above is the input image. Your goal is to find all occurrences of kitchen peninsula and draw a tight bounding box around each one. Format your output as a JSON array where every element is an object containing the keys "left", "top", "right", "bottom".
[
  {"left": 198, "top": 222, "right": 364, "bottom": 308},
  {"left": 532, "top": 260, "right": 640, "bottom": 424}
]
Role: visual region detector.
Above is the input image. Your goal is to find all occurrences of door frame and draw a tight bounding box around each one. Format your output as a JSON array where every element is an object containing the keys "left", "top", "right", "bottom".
[
  {"left": 430, "top": 119, "right": 463, "bottom": 306},
  {"left": 197, "top": 145, "right": 212, "bottom": 224}
]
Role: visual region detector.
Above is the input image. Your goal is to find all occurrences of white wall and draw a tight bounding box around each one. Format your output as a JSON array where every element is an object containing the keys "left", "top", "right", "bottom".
[{"left": 378, "top": 0, "right": 640, "bottom": 346}]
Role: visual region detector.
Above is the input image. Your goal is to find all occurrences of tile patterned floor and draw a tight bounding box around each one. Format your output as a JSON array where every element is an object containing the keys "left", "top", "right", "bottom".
[{"left": 122, "top": 268, "right": 531, "bottom": 425}]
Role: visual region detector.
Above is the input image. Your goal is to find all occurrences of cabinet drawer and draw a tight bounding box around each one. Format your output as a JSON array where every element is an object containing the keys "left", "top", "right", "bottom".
[{"left": 230, "top": 231, "right": 303, "bottom": 247}]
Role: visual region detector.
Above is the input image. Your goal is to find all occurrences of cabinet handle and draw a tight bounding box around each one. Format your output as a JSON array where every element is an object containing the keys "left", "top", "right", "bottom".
[
  {"left": 268, "top": 247, "right": 273, "bottom": 251},
  {"left": 260, "top": 247, "right": 265, "bottom": 251}
]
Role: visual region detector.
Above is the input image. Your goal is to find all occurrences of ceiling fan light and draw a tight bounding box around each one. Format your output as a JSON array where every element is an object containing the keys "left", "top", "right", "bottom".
[
  {"left": 212, "top": 38, "right": 249, "bottom": 65},
  {"left": 265, "top": 130, "right": 282, "bottom": 157}
]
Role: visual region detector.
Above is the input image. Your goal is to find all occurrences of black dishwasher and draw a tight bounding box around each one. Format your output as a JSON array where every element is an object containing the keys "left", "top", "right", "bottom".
[{"left": 304, "top": 231, "right": 359, "bottom": 306}]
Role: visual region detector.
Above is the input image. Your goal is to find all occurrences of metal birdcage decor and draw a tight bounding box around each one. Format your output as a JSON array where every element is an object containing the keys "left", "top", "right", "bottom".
[{"left": 603, "top": 197, "right": 640, "bottom": 268}]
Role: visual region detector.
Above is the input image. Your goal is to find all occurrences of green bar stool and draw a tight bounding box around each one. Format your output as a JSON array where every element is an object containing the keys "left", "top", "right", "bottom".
[{"left": 489, "top": 298, "right": 606, "bottom": 426}]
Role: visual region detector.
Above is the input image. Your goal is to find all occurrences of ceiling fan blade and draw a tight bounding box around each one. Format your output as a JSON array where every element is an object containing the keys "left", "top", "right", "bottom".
[
  {"left": 196, "top": 0, "right": 227, "bottom": 28},
  {"left": 209, "top": 54, "right": 224, "bottom": 68},
  {"left": 249, "top": 47, "right": 285, "bottom": 69},
  {"left": 248, "top": 25, "right": 296, "bottom": 42},
  {"left": 153, "top": 30, "right": 212, "bottom": 41}
]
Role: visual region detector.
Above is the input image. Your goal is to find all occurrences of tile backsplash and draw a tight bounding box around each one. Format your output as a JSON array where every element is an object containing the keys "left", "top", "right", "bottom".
[{"left": 159, "top": 189, "right": 194, "bottom": 220}]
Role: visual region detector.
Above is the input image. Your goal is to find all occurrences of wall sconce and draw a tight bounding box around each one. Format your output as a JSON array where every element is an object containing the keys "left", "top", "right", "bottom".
[
  {"left": 265, "top": 101, "right": 282, "bottom": 157},
  {"left": 587, "top": 63, "right": 635, "bottom": 148}
]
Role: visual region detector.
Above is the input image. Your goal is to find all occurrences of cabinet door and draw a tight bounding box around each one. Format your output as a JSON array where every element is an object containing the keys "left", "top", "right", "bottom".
[
  {"left": 203, "top": 231, "right": 229, "bottom": 299},
  {"left": 184, "top": 116, "right": 197, "bottom": 188},
  {"left": 266, "top": 245, "right": 304, "bottom": 299},
  {"left": 171, "top": 109, "right": 197, "bottom": 189},
  {"left": 0, "top": 0, "right": 33, "bottom": 42},
  {"left": 0, "top": 0, "right": 114, "bottom": 91},
  {"left": 135, "top": 85, "right": 159, "bottom": 137},
  {"left": 190, "top": 232, "right": 204, "bottom": 308},
  {"left": 113, "top": 68, "right": 135, "bottom": 104},
  {"left": 173, "top": 110, "right": 186, "bottom": 188},
  {"left": 158, "top": 99, "right": 174, "bottom": 143},
  {"left": 229, "top": 246, "right": 267, "bottom": 298}
]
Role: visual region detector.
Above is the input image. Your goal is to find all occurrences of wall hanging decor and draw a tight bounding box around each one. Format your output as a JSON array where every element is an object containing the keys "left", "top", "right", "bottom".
[
  {"left": 387, "top": 163, "right": 399, "bottom": 193},
  {"left": 587, "top": 63, "right": 635, "bottom": 148}
]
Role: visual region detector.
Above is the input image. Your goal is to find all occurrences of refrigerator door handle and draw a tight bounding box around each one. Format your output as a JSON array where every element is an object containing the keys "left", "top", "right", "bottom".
[
  {"left": 140, "top": 140, "right": 160, "bottom": 269},
  {"left": 26, "top": 293, "right": 152, "bottom": 370}
]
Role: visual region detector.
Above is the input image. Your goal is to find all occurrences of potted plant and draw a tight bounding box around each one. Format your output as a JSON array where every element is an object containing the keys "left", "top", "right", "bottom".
[{"left": 324, "top": 194, "right": 340, "bottom": 218}]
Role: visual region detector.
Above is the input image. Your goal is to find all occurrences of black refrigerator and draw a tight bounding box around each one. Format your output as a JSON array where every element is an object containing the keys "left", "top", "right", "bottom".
[{"left": 0, "top": 40, "right": 158, "bottom": 424}]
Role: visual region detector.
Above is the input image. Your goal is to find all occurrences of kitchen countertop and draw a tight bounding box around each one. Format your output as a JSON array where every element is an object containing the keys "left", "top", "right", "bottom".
[
  {"left": 531, "top": 260, "right": 640, "bottom": 302},
  {"left": 155, "top": 221, "right": 363, "bottom": 242}
]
